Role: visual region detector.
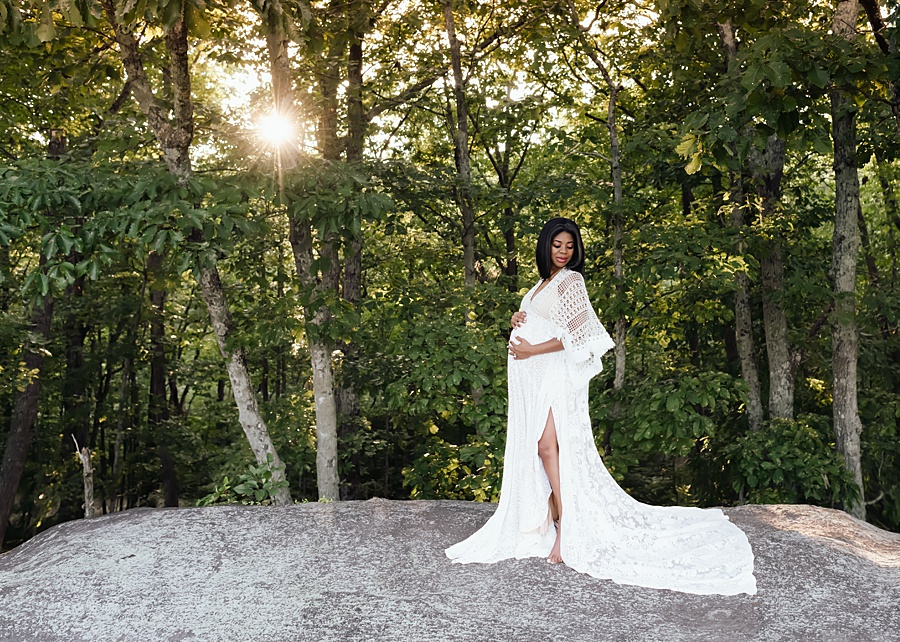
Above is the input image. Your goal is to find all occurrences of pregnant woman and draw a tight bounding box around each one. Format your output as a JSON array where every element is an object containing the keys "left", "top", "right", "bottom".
[{"left": 445, "top": 217, "right": 756, "bottom": 596}]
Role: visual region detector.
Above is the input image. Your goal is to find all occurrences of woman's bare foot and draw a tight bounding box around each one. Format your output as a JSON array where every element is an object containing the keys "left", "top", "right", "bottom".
[{"left": 547, "top": 521, "right": 563, "bottom": 564}]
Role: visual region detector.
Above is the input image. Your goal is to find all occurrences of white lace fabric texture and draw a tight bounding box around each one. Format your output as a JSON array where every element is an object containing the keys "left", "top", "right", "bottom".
[{"left": 446, "top": 268, "right": 757, "bottom": 596}]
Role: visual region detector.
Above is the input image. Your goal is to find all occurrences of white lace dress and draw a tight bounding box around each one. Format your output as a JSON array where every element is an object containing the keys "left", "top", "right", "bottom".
[{"left": 445, "top": 268, "right": 757, "bottom": 596}]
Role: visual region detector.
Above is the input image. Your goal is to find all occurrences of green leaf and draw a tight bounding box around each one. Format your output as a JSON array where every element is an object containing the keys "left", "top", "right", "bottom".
[
  {"left": 666, "top": 394, "right": 681, "bottom": 412},
  {"left": 766, "top": 61, "right": 792, "bottom": 88},
  {"left": 44, "top": 234, "right": 58, "bottom": 258},
  {"left": 188, "top": 5, "right": 211, "bottom": 38},
  {"left": 807, "top": 66, "right": 829, "bottom": 89},
  {"left": 684, "top": 153, "right": 702, "bottom": 175},
  {"left": 36, "top": 5, "right": 56, "bottom": 42},
  {"left": 810, "top": 132, "right": 832, "bottom": 155},
  {"left": 58, "top": 232, "right": 74, "bottom": 255},
  {"left": 741, "top": 63, "right": 765, "bottom": 90},
  {"left": 674, "top": 134, "right": 696, "bottom": 159}
]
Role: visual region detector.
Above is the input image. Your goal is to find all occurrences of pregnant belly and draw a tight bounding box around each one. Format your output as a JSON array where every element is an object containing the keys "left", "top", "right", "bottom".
[
  {"left": 508, "top": 316, "right": 567, "bottom": 389},
  {"left": 510, "top": 316, "right": 558, "bottom": 346}
]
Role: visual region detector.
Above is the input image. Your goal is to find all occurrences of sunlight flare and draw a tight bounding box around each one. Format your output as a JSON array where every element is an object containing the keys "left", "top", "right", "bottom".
[{"left": 256, "top": 111, "right": 296, "bottom": 148}]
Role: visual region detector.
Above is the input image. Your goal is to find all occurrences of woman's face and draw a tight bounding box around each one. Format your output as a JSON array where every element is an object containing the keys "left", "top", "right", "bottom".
[{"left": 551, "top": 231, "right": 575, "bottom": 271}]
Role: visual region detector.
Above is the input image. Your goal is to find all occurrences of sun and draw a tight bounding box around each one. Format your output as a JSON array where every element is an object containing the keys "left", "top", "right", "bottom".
[{"left": 256, "top": 111, "right": 296, "bottom": 148}]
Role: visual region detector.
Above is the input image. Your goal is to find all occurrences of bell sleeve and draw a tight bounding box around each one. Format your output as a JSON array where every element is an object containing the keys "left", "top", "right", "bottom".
[{"left": 549, "top": 271, "right": 615, "bottom": 390}]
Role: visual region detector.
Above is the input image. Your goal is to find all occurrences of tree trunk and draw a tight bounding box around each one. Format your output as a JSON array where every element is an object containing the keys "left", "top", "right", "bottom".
[
  {"left": 148, "top": 251, "right": 178, "bottom": 507},
  {"left": 471, "top": 115, "right": 521, "bottom": 293},
  {"left": 290, "top": 23, "right": 344, "bottom": 496},
  {"left": 830, "top": 0, "right": 865, "bottom": 520},
  {"left": 857, "top": 205, "right": 880, "bottom": 288},
  {"left": 344, "top": 26, "right": 365, "bottom": 303},
  {"left": 313, "top": 232, "right": 342, "bottom": 500},
  {"left": 874, "top": 152, "right": 900, "bottom": 395},
  {"left": 0, "top": 275, "right": 53, "bottom": 546},
  {"left": 60, "top": 274, "right": 89, "bottom": 457},
  {"left": 261, "top": 357, "right": 270, "bottom": 402},
  {"left": 259, "top": 12, "right": 342, "bottom": 501},
  {"left": 111, "top": 354, "right": 130, "bottom": 512},
  {"left": 338, "top": 233, "right": 362, "bottom": 498},
  {"left": 289, "top": 217, "right": 340, "bottom": 500},
  {"left": 276, "top": 257, "right": 287, "bottom": 399},
  {"left": 309, "top": 341, "right": 340, "bottom": 497},
  {"left": 503, "top": 206, "right": 518, "bottom": 291},
  {"left": 124, "top": 365, "right": 139, "bottom": 509},
  {"left": 58, "top": 265, "right": 90, "bottom": 524},
  {"left": 102, "top": 4, "right": 291, "bottom": 504},
  {"left": 317, "top": 31, "right": 344, "bottom": 163},
  {"left": 198, "top": 267, "right": 293, "bottom": 505},
  {"left": 442, "top": 0, "right": 477, "bottom": 289},
  {"left": 73, "top": 439, "right": 94, "bottom": 519},
  {"left": 760, "top": 239, "right": 794, "bottom": 418},
  {"left": 0, "top": 246, "right": 9, "bottom": 313},
  {"left": 346, "top": 28, "right": 366, "bottom": 166},
  {"left": 718, "top": 22, "right": 795, "bottom": 419},
  {"left": 609, "top": 85, "right": 626, "bottom": 394},
  {"left": 728, "top": 175, "right": 765, "bottom": 431},
  {"left": 91, "top": 354, "right": 113, "bottom": 513},
  {"left": 310, "top": 24, "right": 345, "bottom": 500},
  {"left": 716, "top": 19, "right": 764, "bottom": 431},
  {"left": 750, "top": 134, "right": 796, "bottom": 419},
  {"left": 337, "top": 23, "right": 367, "bottom": 498},
  {"left": 54, "top": 134, "right": 90, "bottom": 522}
]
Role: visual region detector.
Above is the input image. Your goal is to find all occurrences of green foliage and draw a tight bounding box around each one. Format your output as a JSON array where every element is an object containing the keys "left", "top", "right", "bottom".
[
  {"left": 725, "top": 417, "right": 858, "bottom": 507},
  {"left": 350, "top": 277, "right": 513, "bottom": 502},
  {"left": 401, "top": 432, "right": 503, "bottom": 502},
  {"left": 196, "top": 455, "right": 289, "bottom": 506},
  {"left": 281, "top": 161, "right": 393, "bottom": 240},
  {"left": 611, "top": 372, "right": 744, "bottom": 459},
  {"left": 195, "top": 476, "right": 239, "bottom": 507},
  {"left": 402, "top": 436, "right": 466, "bottom": 500}
]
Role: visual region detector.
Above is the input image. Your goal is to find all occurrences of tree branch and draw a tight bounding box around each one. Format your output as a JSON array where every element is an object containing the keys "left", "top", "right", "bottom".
[
  {"left": 99, "top": 0, "right": 172, "bottom": 144},
  {"left": 367, "top": 13, "right": 532, "bottom": 122},
  {"left": 859, "top": 0, "right": 891, "bottom": 56}
]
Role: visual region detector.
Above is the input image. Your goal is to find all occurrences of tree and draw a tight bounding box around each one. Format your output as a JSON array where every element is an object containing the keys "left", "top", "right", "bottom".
[
  {"left": 829, "top": 0, "right": 866, "bottom": 519},
  {"left": 0, "top": 255, "right": 52, "bottom": 545},
  {"left": 441, "top": 0, "right": 477, "bottom": 290},
  {"left": 564, "top": 0, "right": 627, "bottom": 398},
  {"left": 715, "top": 19, "right": 764, "bottom": 432},
  {"left": 96, "top": 0, "right": 292, "bottom": 505}
]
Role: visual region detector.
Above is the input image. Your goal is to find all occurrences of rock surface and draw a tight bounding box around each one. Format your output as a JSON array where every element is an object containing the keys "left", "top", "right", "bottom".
[{"left": 0, "top": 500, "right": 898, "bottom": 641}]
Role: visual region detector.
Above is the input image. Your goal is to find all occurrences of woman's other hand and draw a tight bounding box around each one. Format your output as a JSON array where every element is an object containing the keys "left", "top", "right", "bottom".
[
  {"left": 508, "top": 337, "right": 535, "bottom": 360},
  {"left": 510, "top": 311, "right": 527, "bottom": 328}
]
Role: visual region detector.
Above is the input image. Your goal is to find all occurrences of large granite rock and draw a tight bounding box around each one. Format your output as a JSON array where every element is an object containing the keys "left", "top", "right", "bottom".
[{"left": 0, "top": 500, "right": 897, "bottom": 641}]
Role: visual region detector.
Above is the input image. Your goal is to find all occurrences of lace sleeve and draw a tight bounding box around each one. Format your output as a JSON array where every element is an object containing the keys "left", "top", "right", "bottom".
[{"left": 549, "top": 271, "right": 615, "bottom": 389}]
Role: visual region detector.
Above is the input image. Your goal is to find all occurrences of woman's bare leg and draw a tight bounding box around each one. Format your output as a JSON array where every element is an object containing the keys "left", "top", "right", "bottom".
[{"left": 538, "top": 409, "right": 563, "bottom": 564}]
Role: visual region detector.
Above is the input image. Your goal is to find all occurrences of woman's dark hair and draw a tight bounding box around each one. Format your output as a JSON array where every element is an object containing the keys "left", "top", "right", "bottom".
[{"left": 536, "top": 217, "right": 585, "bottom": 279}]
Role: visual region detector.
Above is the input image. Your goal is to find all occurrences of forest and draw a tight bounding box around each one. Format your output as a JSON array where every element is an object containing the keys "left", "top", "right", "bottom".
[{"left": 1, "top": 0, "right": 899, "bottom": 551}]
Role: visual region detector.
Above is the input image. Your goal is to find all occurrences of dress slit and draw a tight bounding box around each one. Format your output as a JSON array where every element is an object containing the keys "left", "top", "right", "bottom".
[{"left": 533, "top": 403, "right": 560, "bottom": 534}]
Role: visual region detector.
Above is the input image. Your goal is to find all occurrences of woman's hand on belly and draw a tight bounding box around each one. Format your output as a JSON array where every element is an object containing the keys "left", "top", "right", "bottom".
[
  {"left": 508, "top": 336, "right": 564, "bottom": 360},
  {"left": 508, "top": 336, "right": 534, "bottom": 360},
  {"left": 510, "top": 310, "right": 527, "bottom": 329}
]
